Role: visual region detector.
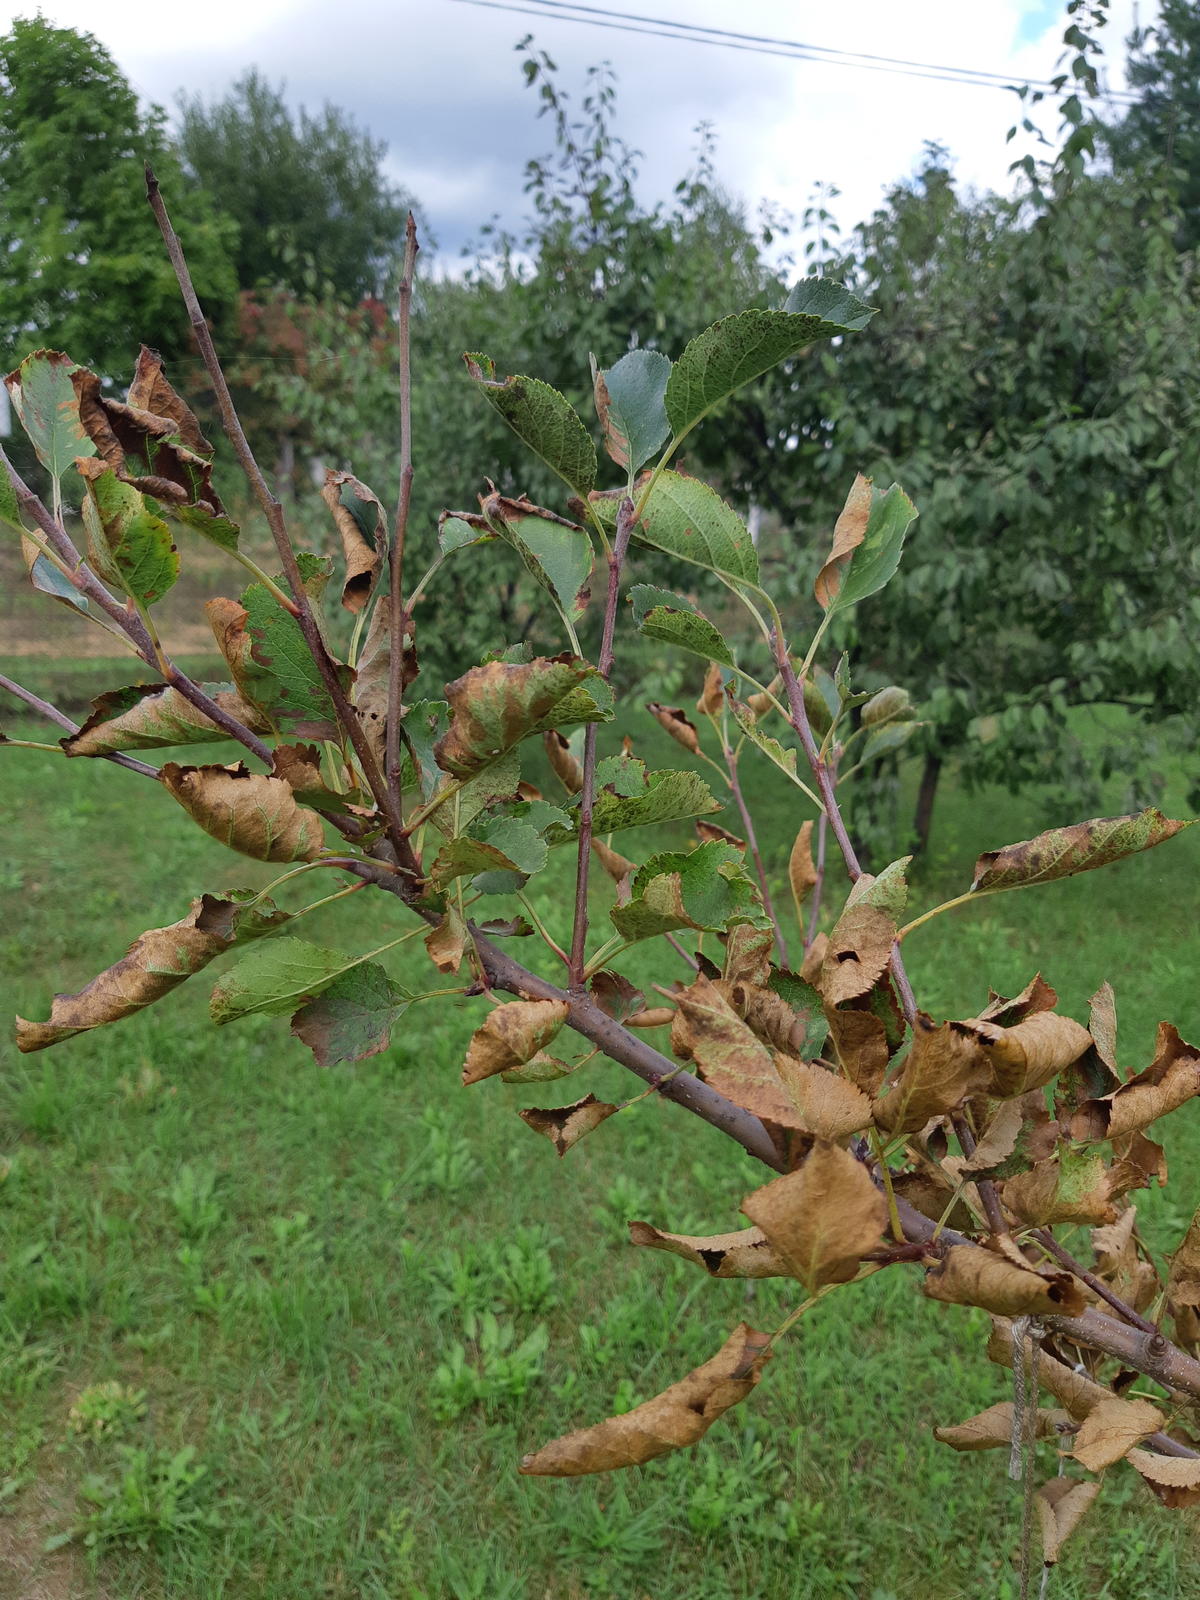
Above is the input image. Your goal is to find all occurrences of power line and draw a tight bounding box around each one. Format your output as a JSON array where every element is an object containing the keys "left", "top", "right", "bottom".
[{"left": 450, "top": 0, "right": 1141, "bottom": 107}]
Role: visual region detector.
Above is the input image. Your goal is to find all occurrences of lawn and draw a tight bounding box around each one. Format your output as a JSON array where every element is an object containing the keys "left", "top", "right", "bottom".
[{"left": 1, "top": 664, "right": 1198, "bottom": 1599}]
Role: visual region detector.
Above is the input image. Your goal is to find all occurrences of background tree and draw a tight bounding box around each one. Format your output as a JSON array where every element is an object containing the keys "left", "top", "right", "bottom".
[
  {"left": 0, "top": 17, "right": 236, "bottom": 378},
  {"left": 176, "top": 69, "right": 416, "bottom": 303},
  {"left": 1108, "top": 0, "right": 1200, "bottom": 250}
]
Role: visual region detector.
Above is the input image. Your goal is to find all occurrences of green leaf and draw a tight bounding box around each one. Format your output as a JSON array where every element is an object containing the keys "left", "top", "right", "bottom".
[
  {"left": 846, "top": 857, "right": 912, "bottom": 920},
  {"left": 429, "top": 748, "right": 522, "bottom": 838},
  {"left": 594, "top": 348, "right": 671, "bottom": 472},
  {"left": 238, "top": 558, "right": 347, "bottom": 737},
  {"left": 63, "top": 681, "right": 269, "bottom": 756},
  {"left": 767, "top": 969, "right": 829, "bottom": 1062},
  {"left": 0, "top": 456, "right": 24, "bottom": 533},
  {"left": 825, "top": 484, "right": 918, "bottom": 616},
  {"left": 970, "top": 809, "right": 1195, "bottom": 895},
  {"left": 611, "top": 841, "right": 764, "bottom": 942},
  {"left": 173, "top": 502, "right": 241, "bottom": 553},
  {"left": 630, "top": 583, "right": 735, "bottom": 666},
  {"left": 664, "top": 288, "right": 874, "bottom": 440},
  {"left": 398, "top": 699, "right": 450, "bottom": 801},
  {"left": 593, "top": 749, "right": 645, "bottom": 797},
  {"left": 4, "top": 349, "right": 95, "bottom": 482},
  {"left": 78, "top": 465, "right": 178, "bottom": 605},
  {"left": 628, "top": 472, "right": 759, "bottom": 586},
  {"left": 729, "top": 699, "right": 802, "bottom": 785},
  {"left": 591, "top": 765, "right": 721, "bottom": 834},
  {"left": 435, "top": 656, "right": 613, "bottom": 780},
  {"left": 439, "top": 511, "right": 492, "bottom": 555},
  {"left": 429, "top": 816, "right": 548, "bottom": 890},
  {"left": 464, "top": 353, "right": 597, "bottom": 498},
  {"left": 211, "top": 936, "right": 404, "bottom": 1024},
  {"left": 290, "top": 962, "right": 410, "bottom": 1066},
  {"left": 483, "top": 495, "right": 594, "bottom": 624}
]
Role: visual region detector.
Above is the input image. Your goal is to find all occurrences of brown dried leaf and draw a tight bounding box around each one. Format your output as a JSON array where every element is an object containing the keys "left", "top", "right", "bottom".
[
  {"left": 1167, "top": 1208, "right": 1200, "bottom": 1309},
  {"left": 1090, "top": 1206, "right": 1158, "bottom": 1314},
  {"left": 353, "top": 596, "right": 418, "bottom": 767},
  {"left": 519, "top": 1323, "right": 771, "bottom": 1476},
  {"left": 160, "top": 762, "right": 326, "bottom": 862},
  {"left": 873, "top": 1014, "right": 991, "bottom": 1135},
  {"left": 320, "top": 469, "right": 386, "bottom": 612},
  {"left": 696, "top": 662, "right": 724, "bottom": 717},
  {"left": 961, "top": 1099, "right": 1025, "bottom": 1175},
  {"left": 977, "top": 973, "right": 1058, "bottom": 1027},
  {"left": 923, "top": 1246, "right": 1085, "bottom": 1318},
  {"left": 126, "top": 346, "right": 213, "bottom": 454},
  {"left": 519, "top": 1093, "right": 619, "bottom": 1156},
  {"left": 1125, "top": 1448, "right": 1200, "bottom": 1507},
  {"left": 1089, "top": 981, "right": 1119, "bottom": 1074},
  {"left": 774, "top": 1055, "right": 874, "bottom": 1139},
  {"left": 425, "top": 907, "right": 468, "bottom": 976},
  {"left": 15, "top": 892, "right": 287, "bottom": 1052},
  {"left": 971, "top": 808, "right": 1194, "bottom": 894},
  {"left": 626, "top": 1007, "right": 675, "bottom": 1030},
  {"left": 971, "top": 1012, "right": 1092, "bottom": 1097},
  {"left": 819, "top": 905, "right": 896, "bottom": 1007},
  {"left": 543, "top": 729, "right": 583, "bottom": 794},
  {"left": 589, "top": 970, "right": 645, "bottom": 1022},
  {"left": 987, "top": 1318, "right": 1110, "bottom": 1420},
  {"left": 72, "top": 366, "right": 224, "bottom": 511},
  {"left": 788, "top": 821, "right": 817, "bottom": 913},
  {"left": 1071, "top": 1395, "right": 1163, "bottom": 1471},
  {"left": 721, "top": 924, "right": 774, "bottom": 989},
  {"left": 270, "top": 742, "right": 362, "bottom": 813},
  {"left": 1003, "top": 1147, "right": 1118, "bottom": 1228},
  {"left": 647, "top": 701, "right": 700, "bottom": 754},
  {"left": 629, "top": 1221, "right": 788, "bottom": 1279},
  {"left": 462, "top": 999, "right": 568, "bottom": 1086},
  {"left": 696, "top": 818, "right": 746, "bottom": 848},
  {"left": 592, "top": 836, "right": 637, "bottom": 886},
  {"left": 742, "top": 1140, "right": 888, "bottom": 1292},
  {"left": 826, "top": 1003, "right": 891, "bottom": 1097},
  {"left": 1108, "top": 1130, "right": 1168, "bottom": 1197},
  {"left": 892, "top": 1170, "right": 975, "bottom": 1234},
  {"left": 728, "top": 981, "right": 809, "bottom": 1057},
  {"left": 1071, "top": 1023, "right": 1200, "bottom": 1141},
  {"left": 800, "top": 931, "right": 828, "bottom": 987},
  {"left": 814, "top": 472, "right": 872, "bottom": 611},
  {"left": 934, "top": 1401, "right": 1070, "bottom": 1453},
  {"left": 1036, "top": 1478, "right": 1102, "bottom": 1564}
]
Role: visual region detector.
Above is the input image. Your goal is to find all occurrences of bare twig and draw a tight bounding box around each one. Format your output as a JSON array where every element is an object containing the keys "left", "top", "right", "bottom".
[
  {"left": 145, "top": 165, "right": 418, "bottom": 872},
  {"left": 0, "top": 673, "right": 159, "bottom": 778},
  {"left": 386, "top": 213, "right": 420, "bottom": 808},
  {"left": 568, "top": 496, "right": 634, "bottom": 985},
  {"left": 723, "top": 739, "right": 788, "bottom": 968},
  {"left": 951, "top": 1112, "right": 1007, "bottom": 1236},
  {"left": 1035, "top": 1228, "right": 1160, "bottom": 1336}
]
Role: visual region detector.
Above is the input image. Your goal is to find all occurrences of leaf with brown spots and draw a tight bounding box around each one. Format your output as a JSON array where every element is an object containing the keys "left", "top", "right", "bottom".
[
  {"left": 462, "top": 999, "right": 568, "bottom": 1085},
  {"left": 15, "top": 891, "right": 288, "bottom": 1052},
  {"left": 933, "top": 1402, "right": 1070, "bottom": 1453},
  {"left": 1071, "top": 1024, "right": 1200, "bottom": 1142},
  {"left": 970, "top": 1011, "right": 1092, "bottom": 1097},
  {"left": 588, "top": 970, "right": 645, "bottom": 1022},
  {"left": 520, "top": 1323, "right": 770, "bottom": 1476},
  {"left": 1071, "top": 1395, "right": 1163, "bottom": 1471},
  {"left": 742, "top": 1140, "right": 887, "bottom": 1292},
  {"left": 424, "top": 907, "right": 468, "bottom": 976},
  {"left": 629, "top": 1222, "right": 788, "bottom": 1278},
  {"left": 923, "top": 1246, "right": 1085, "bottom": 1318},
  {"left": 970, "top": 808, "right": 1194, "bottom": 894},
  {"left": 825, "top": 1003, "right": 891, "bottom": 1097},
  {"left": 435, "top": 656, "right": 612, "bottom": 780},
  {"left": 61, "top": 681, "right": 270, "bottom": 757},
  {"left": 519, "top": 1094, "right": 619, "bottom": 1156},
  {"left": 721, "top": 923, "right": 774, "bottom": 988},
  {"left": 873, "top": 1014, "right": 991, "bottom": 1135},
  {"left": 813, "top": 472, "right": 872, "bottom": 610},
  {"left": 321, "top": 469, "right": 387, "bottom": 612},
  {"left": 818, "top": 904, "right": 896, "bottom": 1007},
  {"left": 1125, "top": 1449, "right": 1200, "bottom": 1508},
  {"left": 160, "top": 763, "right": 326, "bottom": 862},
  {"left": 1036, "top": 1478, "right": 1102, "bottom": 1564}
]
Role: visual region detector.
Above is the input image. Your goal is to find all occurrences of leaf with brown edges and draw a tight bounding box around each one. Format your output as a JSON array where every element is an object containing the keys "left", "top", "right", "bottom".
[
  {"left": 1037, "top": 1478, "right": 1102, "bottom": 1563},
  {"left": 873, "top": 1013, "right": 990, "bottom": 1134},
  {"left": 160, "top": 763, "right": 326, "bottom": 861},
  {"left": 519, "top": 1323, "right": 771, "bottom": 1476},
  {"left": 519, "top": 1094, "right": 618, "bottom": 1156},
  {"left": 970, "top": 1011, "right": 1092, "bottom": 1097},
  {"left": 321, "top": 469, "right": 386, "bottom": 612},
  {"left": 970, "top": 808, "right": 1194, "bottom": 894},
  {"left": 818, "top": 904, "right": 896, "bottom": 1007},
  {"left": 934, "top": 1402, "right": 1070, "bottom": 1453},
  {"left": 628, "top": 1222, "right": 788, "bottom": 1278},
  {"left": 1125, "top": 1449, "right": 1200, "bottom": 1508},
  {"left": 1071, "top": 1024, "right": 1200, "bottom": 1142},
  {"left": 462, "top": 999, "right": 568, "bottom": 1085},
  {"left": 1071, "top": 1395, "right": 1163, "bottom": 1471}
]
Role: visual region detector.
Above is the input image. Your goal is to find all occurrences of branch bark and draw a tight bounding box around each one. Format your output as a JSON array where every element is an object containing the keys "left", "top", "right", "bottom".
[{"left": 386, "top": 213, "right": 420, "bottom": 809}]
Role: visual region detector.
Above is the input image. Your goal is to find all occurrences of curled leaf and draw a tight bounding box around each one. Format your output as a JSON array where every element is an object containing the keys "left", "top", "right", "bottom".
[
  {"left": 873, "top": 1014, "right": 990, "bottom": 1135},
  {"left": 971, "top": 809, "right": 1194, "bottom": 895},
  {"left": 1071, "top": 1395, "right": 1163, "bottom": 1472},
  {"left": 160, "top": 763, "right": 326, "bottom": 861},
  {"left": 818, "top": 904, "right": 896, "bottom": 1007},
  {"left": 425, "top": 907, "right": 468, "bottom": 975},
  {"left": 629, "top": 1221, "right": 787, "bottom": 1278},
  {"left": 462, "top": 999, "right": 569, "bottom": 1086},
  {"left": 813, "top": 473, "right": 871, "bottom": 611},
  {"left": 519, "top": 1093, "right": 618, "bottom": 1156},
  {"left": 788, "top": 821, "right": 817, "bottom": 913},
  {"left": 933, "top": 1402, "right": 1070, "bottom": 1453},
  {"left": 923, "top": 1246, "right": 1085, "bottom": 1318},
  {"left": 519, "top": 1323, "right": 771, "bottom": 1476},
  {"left": 543, "top": 730, "right": 583, "bottom": 793},
  {"left": 1002, "top": 1145, "right": 1117, "bottom": 1228},
  {"left": 321, "top": 469, "right": 386, "bottom": 612},
  {"left": 742, "top": 1140, "right": 888, "bottom": 1292},
  {"left": 971, "top": 1011, "right": 1092, "bottom": 1097},
  {"left": 1036, "top": 1478, "right": 1102, "bottom": 1564},
  {"left": 1125, "top": 1448, "right": 1200, "bottom": 1508},
  {"left": 1071, "top": 1024, "right": 1200, "bottom": 1142},
  {"left": 62, "top": 681, "right": 270, "bottom": 757},
  {"left": 436, "top": 656, "right": 611, "bottom": 780},
  {"left": 647, "top": 701, "right": 700, "bottom": 755}
]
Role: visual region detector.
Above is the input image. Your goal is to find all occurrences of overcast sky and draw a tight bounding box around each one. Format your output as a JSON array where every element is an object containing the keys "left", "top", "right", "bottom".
[{"left": 2, "top": 0, "right": 1154, "bottom": 264}]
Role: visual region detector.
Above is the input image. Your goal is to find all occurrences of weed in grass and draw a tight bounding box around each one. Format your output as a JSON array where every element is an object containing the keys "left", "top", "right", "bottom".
[
  {"left": 549, "top": 1481, "right": 667, "bottom": 1584},
  {"left": 67, "top": 1381, "right": 147, "bottom": 1441},
  {"left": 49, "top": 1443, "right": 218, "bottom": 1554},
  {"left": 412, "top": 1106, "right": 478, "bottom": 1198},
  {"left": 495, "top": 1227, "right": 559, "bottom": 1316},
  {"left": 0, "top": 1424, "right": 43, "bottom": 1506},
  {"left": 165, "top": 1161, "right": 223, "bottom": 1239},
  {"left": 116, "top": 1062, "right": 177, "bottom": 1108},
  {"left": 429, "top": 1313, "right": 549, "bottom": 1421}
]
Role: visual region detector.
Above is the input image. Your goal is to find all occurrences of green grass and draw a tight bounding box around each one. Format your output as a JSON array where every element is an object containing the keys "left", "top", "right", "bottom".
[{"left": 1, "top": 690, "right": 1198, "bottom": 1598}]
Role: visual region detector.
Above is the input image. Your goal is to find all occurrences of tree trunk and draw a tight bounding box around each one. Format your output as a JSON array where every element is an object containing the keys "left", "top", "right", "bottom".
[{"left": 913, "top": 752, "right": 943, "bottom": 857}]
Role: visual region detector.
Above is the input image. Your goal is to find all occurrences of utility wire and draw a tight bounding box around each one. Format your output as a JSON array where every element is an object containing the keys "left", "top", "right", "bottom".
[{"left": 450, "top": 0, "right": 1141, "bottom": 107}]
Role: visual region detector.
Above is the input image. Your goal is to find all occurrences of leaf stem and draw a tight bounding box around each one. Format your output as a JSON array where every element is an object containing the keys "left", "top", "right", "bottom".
[
  {"left": 516, "top": 890, "right": 570, "bottom": 969},
  {"left": 722, "top": 736, "right": 788, "bottom": 967},
  {"left": 897, "top": 890, "right": 992, "bottom": 941}
]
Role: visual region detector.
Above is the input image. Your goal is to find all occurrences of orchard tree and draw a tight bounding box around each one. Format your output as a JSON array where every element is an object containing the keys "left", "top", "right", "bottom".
[
  {"left": 1109, "top": 0, "right": 1200, "bottom": 250},
  {"left": 177, "top": 69, "right": 416, "bottom": 303},
  {"left": 0, "top": 18, "right": 235, "bottom": 376}
]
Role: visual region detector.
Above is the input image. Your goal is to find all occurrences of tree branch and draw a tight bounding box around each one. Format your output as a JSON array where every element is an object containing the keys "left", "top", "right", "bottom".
[
  {"left": 386, "top": 213, "right": 420, "bottom": 809},
  {"left": 568, "top": 496, "right": 634, "bottom": 985},
  {"left": 0, "top": 673, "right": 159, "bottom": 778}
]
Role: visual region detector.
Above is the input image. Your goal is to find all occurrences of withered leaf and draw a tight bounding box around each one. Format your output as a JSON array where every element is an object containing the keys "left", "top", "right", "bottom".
[
  {"left": 923, "top": 1246, "right": 1085, "bottom": 1318},
  {"left": 721, "top": 923, "right": 774, "bottom": 988},
  {"left": 435, "top": 656, "right": 610, "bottom": 780},
  {"left": 160, "top": 763, "right": 326, "bottom": 861},
  {"left": 961, "top": 1099, "right": 1025, "bottom": 1176},
  {"left": 1166, "top": 1208, "right": 1200, "bottom": 1309},
  {"left": 1036, "top": 1478, "right": 1102, "bottom": 1564},
  {"left": 62, "top": 680, "right": 270, "bottom": 757},
  {"left": 1125, "top": 1448, "right": 1200, "bottom": 1508},
  {"left": 933, "top": 1401, "right": 1070, "bottom": 1453},
  {"left": 988, "top": 1318, "right": 1110, "bottom": 1420},
  {"left": 588, "top": 969, "right": 645, "bottom": 1022},
  {"left": 519, "top": 1323, "right": 771, "bottom": 1476},
  {"left": 125, "top": 345, "right": 211, "bottom": 454},
  {"left": 627, "top": 1007, "right": 675, "bottom": 1029},
  {"left": 813, "top": 472, "right": 872, "bottom": 611},
  {"left": 1092, "top": 1206, "right": 1159, "bottom": 1314},
  {"left": 1071, "top": 1023, "right": 1200, "bottom": 1142},
  {"left": 1089, "top": 981, "right": 1119, "bottom": 1075},
  {"left": 971, "top": 1011, "right": 1092, "bottom": 1097},
  {"left": 72, "top": 365, "right": 225, "bottom": 513},
  {"left": 825, "top": 1003, "right": 891, "bottom": 1097},
  {"left": 742, "top": 1140, "right": 888, "bottom": 1292},
  {"left": 321, "top": 468, "right": 387, "bottom": 612},
  {"left": 788, "top": 821, "right": 817, "bottom": 914},
  {"left": 462, "top": 998, "right": 568, "bottom": 1085},
  {"left": 543, "top": 729, "right": 583, "bottom": 793},
  {"left": 592, "top": 836, "right": 637, "bottom": 885},
  {"left": 970, "top": 808, "right": 1194, "bottom": 894},
  {"left": 697, "top": 662, "right": 724, "bottom": 717},
  {"left": 425, "top": 907, "right": 468, "bottom": 975},
  {"left": 1071, "top": 1395, "right": 1163, "bottom": 1471},
  {"left": 695, "top": 818, "right": 746, "bottom": 848},
  {"left": 628, "top": 1221, "right": 788, "bottom": 1278},
  {"left": 873, "top": 1014, "right": 991, "bottom": 1135},
  {"left": 892, "top": 1170, "right": 975, "bottom": 1234},
  {"left": 270, "top": 742, "right": 362, "bottom": 813},
  {"left": 353, "top": 596, "right": 419, "bottom": 768},
  {"left": 977, "top": 972, "right": 1058, "bottom": 1028},
  {"left": 819, "top": 904, "right": 896, "bottom": 1006},
  {"left": 519, "top": 1093, "right": 618, "bottom": 1156},
  {"left": 1002, "top": 1145, "right": 1118, "bottom": 1228},
  {"left": 15, "top": 891, "right": 287, "bottom": 1052},
  {"left": 647, "top": 701, "right": 700, "bottom": 754}
]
